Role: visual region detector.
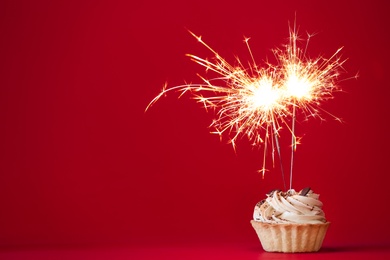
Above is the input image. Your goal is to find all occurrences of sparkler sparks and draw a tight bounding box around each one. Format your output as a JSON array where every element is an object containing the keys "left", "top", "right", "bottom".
[{"left": 147, "top": 24, "right": 346, "bottom": 189}]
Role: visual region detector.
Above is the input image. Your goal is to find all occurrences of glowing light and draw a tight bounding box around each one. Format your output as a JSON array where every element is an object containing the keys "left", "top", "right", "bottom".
[
  {"left": 286, "top": 68, "right": 313, "bottom": 100},
  {"left": 147, "top": 24, "right": 347, "bottom": 183},
  {"left": 247, "top": 77, "right": 281, "bottom": 111}
]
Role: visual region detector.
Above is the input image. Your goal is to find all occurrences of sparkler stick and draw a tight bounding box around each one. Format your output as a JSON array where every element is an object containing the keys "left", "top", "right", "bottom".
[
  {"left": 288, "top": 23, "right": 298, "bottom": 191},
  {"left": 272, "top": 118, "right": 287, "bottom": 191},
  {"left": 290, "top": 103, "right": 296, "bottom": 190}
]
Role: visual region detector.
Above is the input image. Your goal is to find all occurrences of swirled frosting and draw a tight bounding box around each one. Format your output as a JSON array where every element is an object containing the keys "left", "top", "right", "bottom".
[{"left": 253, "top": 188, "right": 326, "bottom": 224}]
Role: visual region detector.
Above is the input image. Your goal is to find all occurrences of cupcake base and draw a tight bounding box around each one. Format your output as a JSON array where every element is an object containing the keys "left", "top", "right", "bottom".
[{"left": 250, "top": 220, "right": 330, "bottom": 253}]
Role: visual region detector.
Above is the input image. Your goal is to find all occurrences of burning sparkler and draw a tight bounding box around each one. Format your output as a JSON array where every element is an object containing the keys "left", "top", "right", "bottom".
[
  {"left": 277, "top": 24, "right": 345, "bottom": 189},
  {"left": 147, "top": 24, "right": 346, "bottom": 190}
]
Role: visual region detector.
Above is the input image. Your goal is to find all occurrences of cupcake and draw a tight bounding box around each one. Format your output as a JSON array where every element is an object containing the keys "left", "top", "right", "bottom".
[{"left": 251, "top": 187, "right": 329, "bottom": 253}]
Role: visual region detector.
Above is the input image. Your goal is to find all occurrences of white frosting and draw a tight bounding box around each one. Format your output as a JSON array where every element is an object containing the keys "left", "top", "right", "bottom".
[{"left": 253, "top": 189, "right": 326, "bottom": 224}]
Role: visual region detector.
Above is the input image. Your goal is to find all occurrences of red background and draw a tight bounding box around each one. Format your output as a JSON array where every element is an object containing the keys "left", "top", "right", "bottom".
[{"left": 0, "top": 0, "right": 389, "bottom": 257}]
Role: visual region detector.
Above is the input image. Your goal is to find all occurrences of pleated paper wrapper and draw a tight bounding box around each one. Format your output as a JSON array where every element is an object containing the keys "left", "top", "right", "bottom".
[{"left": 251, "top": 221, "right": 330, "bottom": 253}]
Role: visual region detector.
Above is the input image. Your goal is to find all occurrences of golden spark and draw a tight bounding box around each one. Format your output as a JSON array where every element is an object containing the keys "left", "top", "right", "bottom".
[{"left": 147, "top": 24, "right": 346, "bottom": 187}]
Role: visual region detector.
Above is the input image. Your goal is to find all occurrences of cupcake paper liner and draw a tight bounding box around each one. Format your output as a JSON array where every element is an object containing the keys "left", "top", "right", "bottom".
[{"left": 250, "top": 220, "right": 330, "bottom": 253}]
